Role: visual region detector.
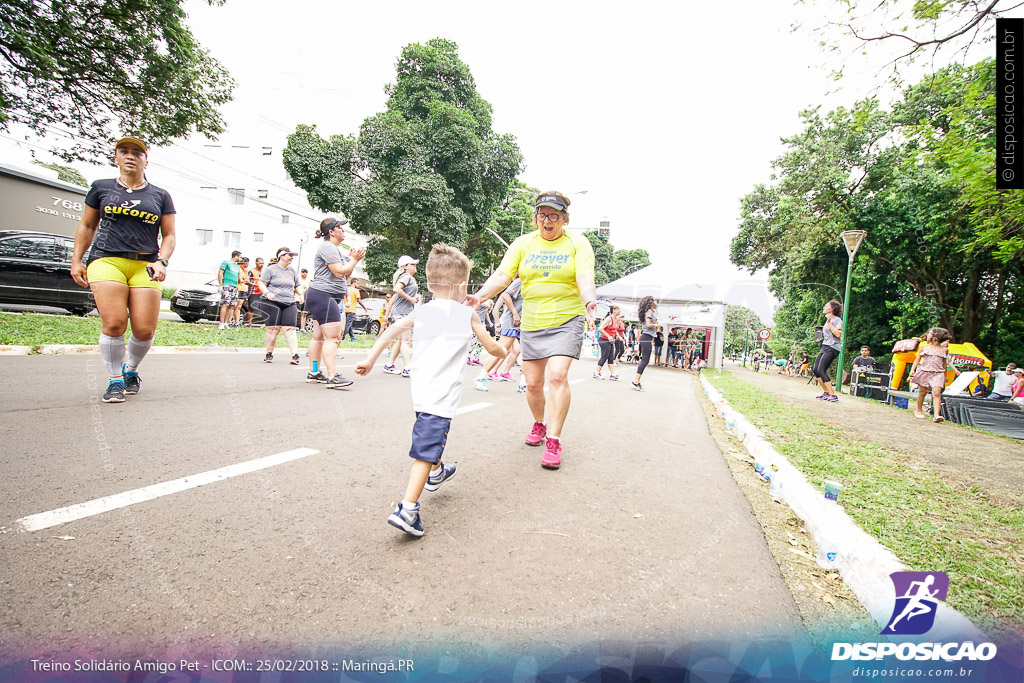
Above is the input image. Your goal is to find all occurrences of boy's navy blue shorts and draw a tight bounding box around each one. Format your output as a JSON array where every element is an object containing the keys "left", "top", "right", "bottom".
[{"left": 409, "top": 412, "right": 452, "bottom": 464}]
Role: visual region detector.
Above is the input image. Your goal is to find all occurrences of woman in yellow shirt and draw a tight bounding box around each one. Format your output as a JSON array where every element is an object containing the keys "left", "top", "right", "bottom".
[{"left": 470, "top": 191, "right": 597, "bottom": 470}]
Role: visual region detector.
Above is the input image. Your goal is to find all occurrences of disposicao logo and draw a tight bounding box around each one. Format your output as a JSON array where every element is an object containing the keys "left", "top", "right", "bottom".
[
  {"left": 882, "top": 571, "right": 948, "bottom": 635},
  {"left": 831, "top": 571, "right": 998, "bottom": 662}
]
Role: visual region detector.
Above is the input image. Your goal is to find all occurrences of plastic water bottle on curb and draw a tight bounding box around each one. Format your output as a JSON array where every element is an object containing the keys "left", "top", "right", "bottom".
[
  {"left": 769, "top": 465, "right": 783, "bottom": 500},
  {"left": 753, "top": 447, "right": 772, "bottom": 481}
]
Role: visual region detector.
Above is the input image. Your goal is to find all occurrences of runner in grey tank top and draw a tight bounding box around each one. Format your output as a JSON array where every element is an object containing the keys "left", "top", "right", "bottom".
[{"left": 383, "top": 255, "right": 420, "bottom": 376}]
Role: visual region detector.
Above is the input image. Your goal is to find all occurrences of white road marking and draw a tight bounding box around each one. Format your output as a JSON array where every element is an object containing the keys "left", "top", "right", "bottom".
[
  {"left": 15, "top": 448, "right": 320, "bottom": 533},
  {"left": 456, "top": 402, "right": 492, "bottom": 415}
]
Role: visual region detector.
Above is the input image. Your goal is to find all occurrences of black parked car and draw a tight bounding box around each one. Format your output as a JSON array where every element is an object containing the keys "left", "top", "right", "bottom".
[
  {"left": 170, "top": 279, "right": 267, "bottom": 324},
  {"left": 0, "top": 230, "right": 94, "bottom": 315}
]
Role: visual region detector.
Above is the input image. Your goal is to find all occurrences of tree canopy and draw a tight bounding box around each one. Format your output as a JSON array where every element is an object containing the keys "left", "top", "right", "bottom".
[
  {"left": 32, "top": 160, "right": 87, "bottom": 187},
  {"left": 732, "top": 60, "right": 1022, "bottom": 370},
  {"left": 0, "top": 0, "right": 235, "bottom": 162},
  {"left": 283, "top": 38, "right": 523, "bottom": 285}
]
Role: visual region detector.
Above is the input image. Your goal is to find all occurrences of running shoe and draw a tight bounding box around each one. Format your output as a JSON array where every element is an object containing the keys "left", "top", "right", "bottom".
[
  {"left": 500, "top": 372, "right": 514, "bottom": 382},
  {"left": 823, "top": 394, "right": 839, "bottom": 402},
  {"left": 424, "top": 462, "right": 457, "bottom": 491},
  {"left": 326, "top": 374, "right": 354, "bottom": 389},
  {"left": 306, "top": 371, "right": 328, "bottom": 383},
  {"left": 401, "top": 368, "right": 411, "bottom": 378},
  {"left": 814, "top": 393, "right": 827, "bottom": 400},
  {"left": 102, "top": 380, "right": 126, "bottom": 403},
  {"left": 475, "top": 377, "right": 488, "bottom": 392},
  {"left": 387, "top": 502, "right": 424, "bottom": 537},
  {"left": 608, "top": 374, "right": 619, "bottom": 381},
  {"left": 541, "top": 438, "right": 562, "bottom": 469},
  {"left": 487, "top": 371, "right": 501, "bottom": 381},
  {"left": 121, "top": 365, "right": 141, "bottom": 395},
  {"left": 470, "top": 358, "right": 483, "bottom": 366},
  {"left": 525, "top": 421, "right": 547, "bottom": 446},
  {"left": 218, "top": 323, "right": 227, "bottom": 330},
  {"left": 263, "top": 353, "right": 273, "bottom": 363},
  {"left": 632, "top": 382, "right": 644, "bottom": 391},
  {"left": 383, "top": 364, "right": 400, "bottom": 374},
  {"left": 290, "top": 354, "right": 300, "bottom": 365},
  {"left": 593, "top": 372, "right": 605, "bottom": 380}
]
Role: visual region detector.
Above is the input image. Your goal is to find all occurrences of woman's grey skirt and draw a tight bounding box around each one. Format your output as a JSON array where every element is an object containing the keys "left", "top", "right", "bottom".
[{"left": 520, "top": 315, "right": 585, "bottom": 361}]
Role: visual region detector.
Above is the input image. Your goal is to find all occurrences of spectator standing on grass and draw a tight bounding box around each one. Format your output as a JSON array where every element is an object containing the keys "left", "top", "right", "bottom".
[
  {"left": 355, "top": 244, "right": 504, "bottom": 537},
  {"left": 218, "top": 250, "right": 242, "bottom": 330},
  {"left": 987, "top": 363, "right": 1018, "bottom": 400},
  {"left": 257, "top": 247, "right": 302, "bottom": 365},
  {"left": 343, "top": 277, "right": 367, "bottom": 341},
  {"left": 69, "top": 135, "right": 175, "bottom": 404},
  {"left": 236, "top": 257, "right": 251, "bottom": 326},
  {"left": 908, "top": 328, "right": 960, "bottom": 421},
  {"left": 1010, "top": 368, "right": 1024, "bottom": 405},
  {"left": 654, "top": 327, "right": 664, "bottom": 367},
  {"left": 297, "top": 268, "right": 311, "bottom": 334},
  {"left": 812, "top": 300, "right": 844, "bottom": 402},
  {"left": 246, "top": 258, "right": 264, "bottom": 326}
]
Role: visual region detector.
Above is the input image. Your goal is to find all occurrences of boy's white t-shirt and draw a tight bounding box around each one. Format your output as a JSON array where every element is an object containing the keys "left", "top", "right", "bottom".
[{"left": 409, "top": 298, "right": 474, "bottom": 418}]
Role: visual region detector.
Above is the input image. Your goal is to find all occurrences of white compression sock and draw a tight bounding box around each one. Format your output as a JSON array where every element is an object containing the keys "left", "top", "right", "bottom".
[
  {"left": 99, "top": 334, "right": 126, "bottom": 378},
  {"left": 124, "top": 334, "right": 153, "bottom": 372}
]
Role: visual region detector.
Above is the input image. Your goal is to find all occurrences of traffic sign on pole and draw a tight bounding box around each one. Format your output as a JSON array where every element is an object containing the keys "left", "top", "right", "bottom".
[{"left": 758, "top": 328, "right": 771, "bottom": 341}]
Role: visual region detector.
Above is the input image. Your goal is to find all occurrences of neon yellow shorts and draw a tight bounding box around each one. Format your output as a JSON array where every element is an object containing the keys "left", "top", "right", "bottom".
[{"left": 87, "top": 257, "right": 161, "bottom": 289}]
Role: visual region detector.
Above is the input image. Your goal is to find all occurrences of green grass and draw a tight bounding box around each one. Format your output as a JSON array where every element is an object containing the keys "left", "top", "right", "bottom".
[
  {"left": 0, "top": 312, "right": 379, "bottom": 351},
  {"left": 704, "top": 369, "right": 1024, "bottom": 639}
]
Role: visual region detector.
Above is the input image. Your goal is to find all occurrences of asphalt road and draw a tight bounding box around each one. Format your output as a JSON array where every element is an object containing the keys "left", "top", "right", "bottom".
[{"left": 0, "top": 352, "right": 801, "bottom": 660}]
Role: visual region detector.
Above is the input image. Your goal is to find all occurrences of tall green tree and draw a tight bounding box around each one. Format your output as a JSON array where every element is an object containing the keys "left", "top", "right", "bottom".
[
  {"left": 582, "top": 231, "right": 651, "bottom": 286},
  {"left": 0, "top": 0, "right": 235, "bottom": 162},
  {"left": 723, "top": 305, "right": 764, "bottom": 354},
  {"left": 31, "top": 160, "right": 87, "bottom": 187},
  {"left": 283, "top": 38, "right": 523, "bottom": 285},
  {"left": 732, "top": 62, "right": 1023, "bottom": 368}
]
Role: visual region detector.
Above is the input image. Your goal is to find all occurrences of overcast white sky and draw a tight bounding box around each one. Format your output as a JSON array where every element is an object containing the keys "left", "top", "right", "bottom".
[
  {"left": 178, "top": 0, "right": 893, "bottom": 287},
  {"left": 23, "top": 1, "right": 1006, "bottom": 290}
]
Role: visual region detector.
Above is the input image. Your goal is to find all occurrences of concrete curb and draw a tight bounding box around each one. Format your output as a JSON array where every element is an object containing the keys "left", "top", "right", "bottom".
[
  {"left": 701, "top": 374, "right": 989, "bottom": 642},
  {"left": 0, "top": 345, "right": 32, "bottom": 355},
  {"left": 1, "top": 345, "right": 373, "bottom": 356}
]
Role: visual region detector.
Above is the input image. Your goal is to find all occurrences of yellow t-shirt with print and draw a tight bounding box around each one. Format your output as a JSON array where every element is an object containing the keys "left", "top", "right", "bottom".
[{"left": 497, "top": 230, "right": 595, "bottom": 332}]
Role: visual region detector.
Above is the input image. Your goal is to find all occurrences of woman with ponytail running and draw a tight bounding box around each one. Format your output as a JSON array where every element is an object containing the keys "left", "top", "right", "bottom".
[
  {"left": 632, "top": 296, "right": 660, "bottom": 391},
  {"left": 69, "top": 136, "right": 175, "bottom": 403},
  {"left": 593, "top": 305, "right": 624, "bottom": 380}
]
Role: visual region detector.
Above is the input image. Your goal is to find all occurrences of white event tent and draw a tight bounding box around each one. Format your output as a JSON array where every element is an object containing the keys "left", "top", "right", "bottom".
[{"left": 595, "top": 263, "right": 777, "bottom": 369}]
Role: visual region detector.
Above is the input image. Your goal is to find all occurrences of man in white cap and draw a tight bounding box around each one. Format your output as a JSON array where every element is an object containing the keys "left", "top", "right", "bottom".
[{"left": 383, "top": 254, "right": 420, "bottom": 376}]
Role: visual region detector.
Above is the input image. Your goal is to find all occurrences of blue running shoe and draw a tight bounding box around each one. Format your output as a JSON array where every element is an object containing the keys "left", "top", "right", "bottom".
[
  {"left": 823, "top": 394, "right": 839, "bottom": 402},
  {"left": 814, "top": 393, "right": 827, "bottom": 400},
  {"left": 424, "top": 462, "right": 456, "bottom": 492},
  {"left": 121, "top": 365, "right": 141, "bottom": 395},
  {"left": 387, "top": 502, "right": 423, "bottom": 537},
  {"left": 102, "top": 380, "right": 126, "bottom": 403}
]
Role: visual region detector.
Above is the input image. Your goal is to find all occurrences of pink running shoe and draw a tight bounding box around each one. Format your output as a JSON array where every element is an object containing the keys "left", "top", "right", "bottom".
[
  {"left": 541, "top": 438, "right": 561, "bottom": 469},
  {"left": 500, "top": 372, "right": 514, "bottom": 382},
  {"left": 525, "top": 421, "right": 546, "bottom": 446},
  {"left": 487, "top": 371, "right": 500, "bottom": 381}
]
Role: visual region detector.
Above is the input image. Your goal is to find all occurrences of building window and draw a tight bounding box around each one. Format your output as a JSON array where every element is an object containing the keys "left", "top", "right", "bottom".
[
  {"left": 262, "top": 147, "right": 273, "bottom": 156},
  {"left": 227, "top": 188, "right": 245, "bottom": 205},
  {"left": 254, "top": 232, "right": 264, "bottom": 243},
  {"left": 224, "top": 231, "right": 241, "bottom": 249},
  {"left": 196, "top": 229, "right": 213, "bottom": 246},
  {"left": 281, "top": 215, "right": 290, "bottom": 224}
]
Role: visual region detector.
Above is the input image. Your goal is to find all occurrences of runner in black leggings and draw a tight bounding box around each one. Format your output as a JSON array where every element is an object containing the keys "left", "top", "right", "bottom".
[
  {"left": 633, "top": 296, "right": 660, "bottom": 391},
  {"left": 813, "top": 299, "right": 844, "bottom": 402}
]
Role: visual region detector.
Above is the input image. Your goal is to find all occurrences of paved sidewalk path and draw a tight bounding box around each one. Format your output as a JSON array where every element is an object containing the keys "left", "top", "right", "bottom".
[{"left": 0, "top": 356, "right": 800, "bottom": 658}]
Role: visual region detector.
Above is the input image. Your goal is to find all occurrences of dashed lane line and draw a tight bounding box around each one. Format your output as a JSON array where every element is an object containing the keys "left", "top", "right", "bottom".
[{"left": 15, "top": 448, "right": 319, "bottom": 533}]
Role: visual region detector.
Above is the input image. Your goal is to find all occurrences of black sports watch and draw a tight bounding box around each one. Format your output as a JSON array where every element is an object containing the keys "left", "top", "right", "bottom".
[{"left": 157, "top": 258, "right": 169, "bottom": 267}]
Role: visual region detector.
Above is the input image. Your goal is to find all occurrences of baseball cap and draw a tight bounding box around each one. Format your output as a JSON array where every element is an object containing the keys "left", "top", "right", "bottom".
[
  {"left": 535, "top": 193, "right": 567, "bottom": 212},
  {"left": 397, "top": 255, "right": 419, "bottom": 267},
  {"left": 276, "top": 247, "right": 298, "bottom": 258},
  {"left": 115, "top": 136, "right": 148, "bottom": 154}
]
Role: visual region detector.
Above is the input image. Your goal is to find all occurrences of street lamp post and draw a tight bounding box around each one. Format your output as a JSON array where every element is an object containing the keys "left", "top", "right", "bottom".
[
  {"left": 836, "top": 230, "right": 867, "bottom": 393},
  {"left": 743, "top": 321, "right": 750, "bottom": 368}
]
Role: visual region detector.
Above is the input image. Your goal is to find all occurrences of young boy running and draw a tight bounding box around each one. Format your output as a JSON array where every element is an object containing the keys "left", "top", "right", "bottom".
[{"left": 355, "top": 244, "right": 504, "bottom": 537}]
